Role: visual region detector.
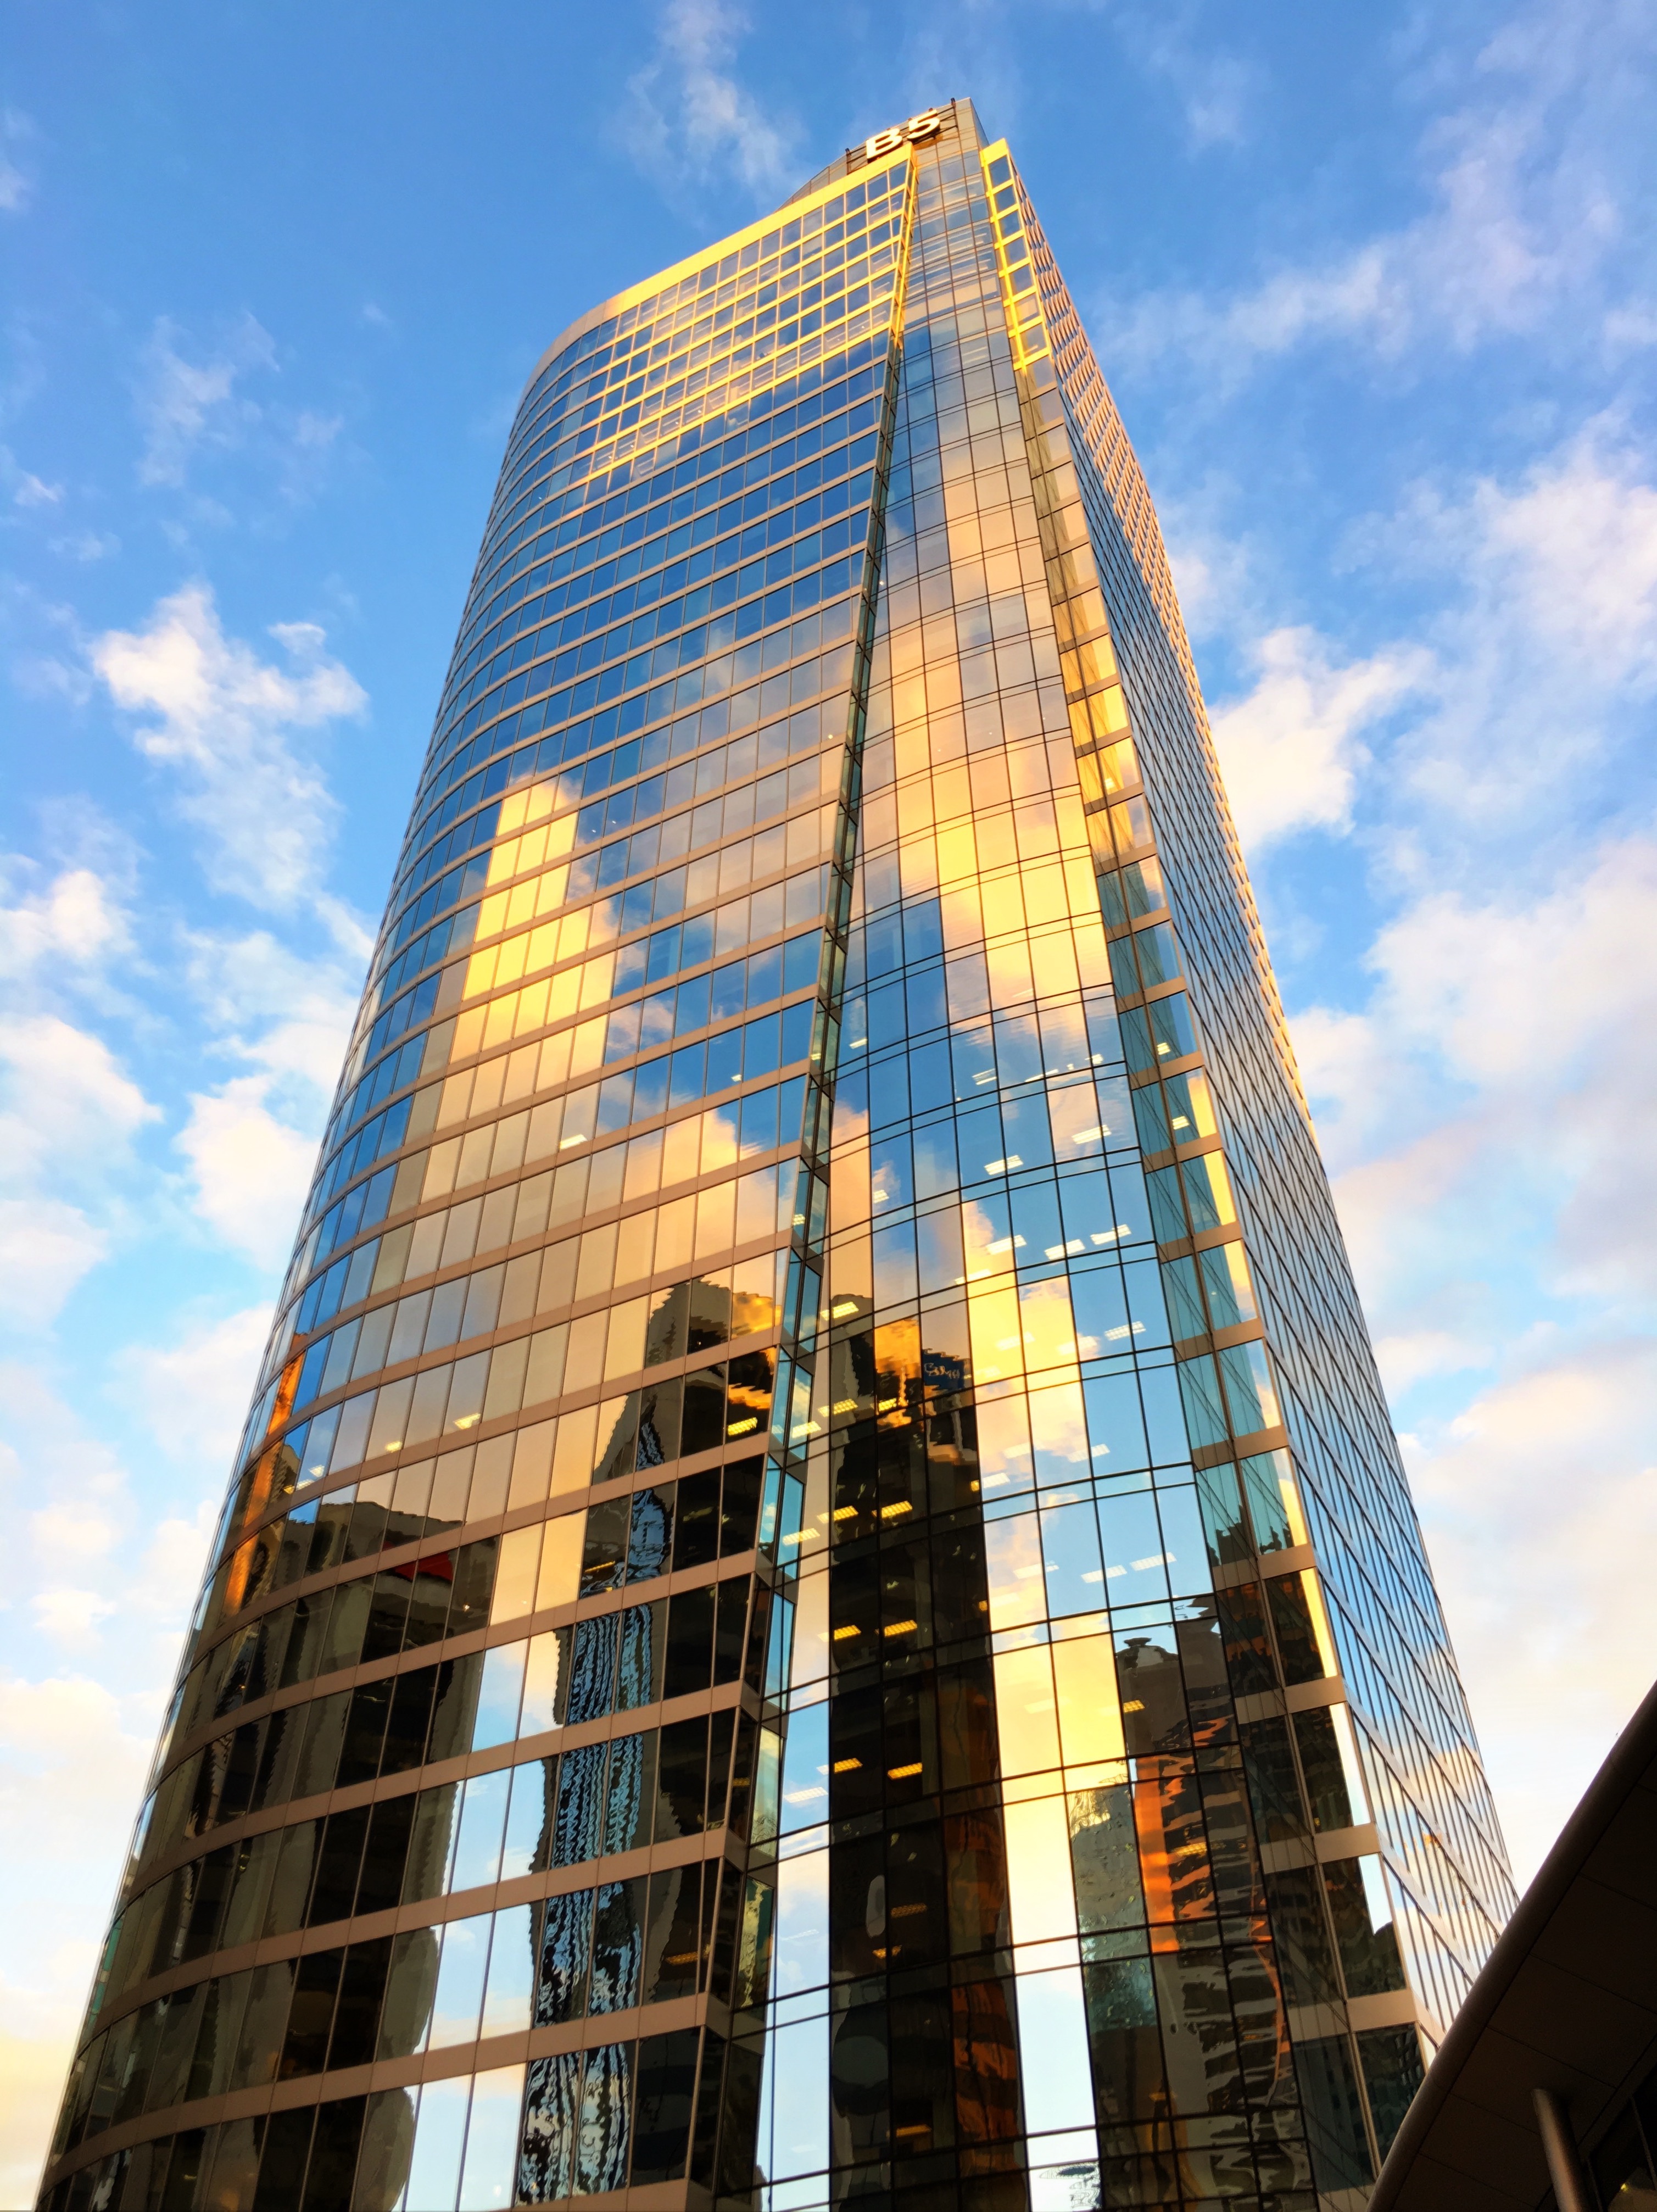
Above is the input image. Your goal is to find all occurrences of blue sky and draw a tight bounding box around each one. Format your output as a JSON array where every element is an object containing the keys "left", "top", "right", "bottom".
[{"left": 4, "top": 0, "right": 1656, "bottom": 2191}]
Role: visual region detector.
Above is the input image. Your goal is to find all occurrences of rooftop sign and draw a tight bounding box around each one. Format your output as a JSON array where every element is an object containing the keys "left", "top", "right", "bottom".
[{"left": 863, "top": 109, "right": 944, "bottom": 160}]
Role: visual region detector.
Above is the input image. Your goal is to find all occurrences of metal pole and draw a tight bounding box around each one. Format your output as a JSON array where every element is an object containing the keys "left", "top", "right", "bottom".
[{"left": 1534, "top": 2087, "right": 1594, "bottom": 2212}]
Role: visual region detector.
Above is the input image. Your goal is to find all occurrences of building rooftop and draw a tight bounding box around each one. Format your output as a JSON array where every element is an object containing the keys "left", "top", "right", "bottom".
[{"left": 1371, "top": 1678, "right": 1657, "bottom": 2210}]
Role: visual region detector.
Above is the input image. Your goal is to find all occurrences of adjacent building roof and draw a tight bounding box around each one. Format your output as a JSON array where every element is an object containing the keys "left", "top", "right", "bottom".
[{"left": 1371, "top": 1679, "right": 1657, "bottom": 2210}]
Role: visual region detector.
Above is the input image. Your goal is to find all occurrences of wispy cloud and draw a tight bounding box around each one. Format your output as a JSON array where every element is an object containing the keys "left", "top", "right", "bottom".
[
  {"left": 1111, "top": 0, "right": 1639, "bottom": 380},
  {"left": 1203, "top": 415, "right": 1657, "bottom": 868},
  {"left": 617, "top": 0, "right": 798, "bottom": 200},
  {"left": 3, "top": 451, "right": 62, "bottom": 509},
  {"left": 129, "top": 312, "right": 347, "bottom": 522},
  {"left": 0, "top": 109, "right": 40, "bottom": 217},
  {"left": 1429, "top": 420, "right": 1657, "bottom": 694},
  {"left": 120, "top": 1305, "right": 272, "bottom": 1474},
  {"left": 48, "top": 530, "right": 120, "bottom": 564},
  {"left": 134, "top": 313, "right": 278, "bottom": 489},
  {"left": 91, "top": 582, "right": 366, "bottom": 909},
  {"left": 1103, "top": 2, "right": 1265, "bottom": 151}
]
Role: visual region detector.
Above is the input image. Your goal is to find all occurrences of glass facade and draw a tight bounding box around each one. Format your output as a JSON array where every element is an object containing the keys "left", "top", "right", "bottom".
[{"left": 39, "top": 97, "right": 1515, "bottom": 2212}]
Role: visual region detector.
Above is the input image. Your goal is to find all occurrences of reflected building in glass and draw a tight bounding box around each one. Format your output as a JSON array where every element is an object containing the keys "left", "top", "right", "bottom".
[{"left": 40, "top": 96, "right": 1516, "bottom": 2212}]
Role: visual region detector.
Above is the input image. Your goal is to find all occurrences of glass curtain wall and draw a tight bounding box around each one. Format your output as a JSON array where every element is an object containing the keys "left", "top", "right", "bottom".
[{"left": 38, "top": 94, "right": 1513, "bottom": 2212}]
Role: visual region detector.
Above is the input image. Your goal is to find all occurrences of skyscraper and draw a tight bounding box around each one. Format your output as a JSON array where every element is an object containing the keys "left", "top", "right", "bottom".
[{"left": 40, "top": 97, "right": 1516, "bottom": 2212}]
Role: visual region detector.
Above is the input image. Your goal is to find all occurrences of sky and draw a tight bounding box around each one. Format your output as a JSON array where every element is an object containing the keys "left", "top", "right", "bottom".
[{"left": 3, "top": 0, "right": 1656, "bottom": 2194}]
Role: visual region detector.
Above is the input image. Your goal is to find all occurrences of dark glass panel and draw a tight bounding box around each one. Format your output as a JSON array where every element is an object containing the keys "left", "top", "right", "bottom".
[
  {"left": 1293, "top": 1707, "right": 1354, "bottom": 1833},
  {"left": 664, "top": 1584, "right": 716, "bottom": 1698},
  {"left": 1265, "top": 1572, "right": 1326, "bottom": 1685},
  {"left": 643, "top": 1863, "right": 705, "bottom": 2003},
  {"left": 279, "top": 1948, "right": 344, "bottom": 2078},
  {"left": 307, "top": 1805, "right": 370, "bottom": 1927},
  {"left": 251, "top": 2107, "right": 314, "bottom": 2212},
  {"left": 355, "top": 1794, "right": 417, "bottom": 1917},
  {"left": 581, "top": 1495, "right": 632, "bottom": 1596},
  {"left": 1237, "top": 1714, "right": 1307, "bottom": 1843},
  {"left": 300, "top": 2095, "right": 366, "bottom": 2211},
  {"left": 336, "top": 1679, "right": 392, "bottom": 1788},
  {"left": 656, "top": 1718, "right": 711, "bottom": 1839},
  {"left": 680, "top": 1368, "right": 727, "bottom": 1458},
  {"left": 626, "top": 1483, "right": 676, "bottom": 1577},
  {"left": 1214, "top": 1581, "right": 1276, "bottom": 1698},
  {"left": 1263, "top": 1868, "right": 1341, "bottom": 2008},
  {"left": 674, "top": 1468, "right": 721, "bottom": 1567},
  {"left": 327, "top": 1941, "right": 392, "bottom": 2071},
  {"left": 380, "top": 1668, "right": 437, "bottom": 1774},
  {"left": 631, "top": 2027, "right": 700, "bottom": 2185},
  {"left": 952, "top": 1976, "right": 1022, "bottom": 2145},
  {"left": 1292, "top": 2032, "right": 1374, "bottom": 2193},
  {"left": 719, "top": 1457, "right": 763, "bottom": 1552},
  {"left": 554, "top": 1743, "right": 607, "bottom": 1865}
]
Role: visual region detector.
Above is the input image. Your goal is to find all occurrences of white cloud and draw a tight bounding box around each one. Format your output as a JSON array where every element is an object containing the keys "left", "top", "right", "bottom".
[
  {"left": 1363, "top": 832, "right": 1657, "bottom": 1090},
  {"left": 0, "top": 1364, "right": 130, "bottom": 1537},
  {"left": 116, "top": 1308, "right": 263, "bottom": 1553},
  {"left": 0, "top": 1674, "right": 153, "bottom": 1865},
  {"left": 1373, "top": 1328, "right": 1489, "bottom": 1397},
  {"left": 0, "top": 1957, "right": 88, "bottom": 2211},
  {"left": 618, "top": 0, "right": 797, "bottom": 199},
  {"left": 170, "top": 925, "right": 361, "bottom": 1266},
  {"left": 176, "top": 1076, "right": 317, "bottom": 1265},
  {"left": 183, "top": 921, "right": 365, "bottom": 1084},
  {"left": 134, "top": 311, "right": 277, "bottom": 489},
  {"left": 30, "top": 1588, "right": 116, "bottom": 1647},
  {"left": 1407, "top": 1338, "right": 1657, "bottom": 1883},
  {"left": 0, "top": 1667, "right": 155, "bottom": 2196},
  {"left": 1200, "top": 421, "right": 1657, "bottom": 866},
  {"left": 0, "top": 862, "right": 132, "bottom": 983},
  {"left": 1232, "top": 417, "right": 1657, "bottom": 1895},
  {"left": 1209, "top": 625, "right": 1429, "bottom": 849},
  {"left": 1444, "top": 423, "right": 1657, "bottom": 693},
  {"left": 1352, "top": 425, "right": 1657, "bottom": 839},
  {"left": 0, "top": 1354, "right": 219, "bottom": 1660},
  {"left": 136, "top": 1504, "right": 219, "bottom": 1625},
  {"left": 29, "top": 1502, "right": 117, "bottom": 1565},
  {"left": 0, "top": 1201, "right": 109, "bottom": 1326},
  {"left": 1297, "top": 829, "right": 1657, "bottom": 1309},
  {"left": 0, "top": 1016, "right": 152, "bottom": 1321},
  {"left": 91, "top": 581, "right": 365, "bottom": 907},
  {"left": 0, "top": 1013, "right": 153, "bottom": 1184}
]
